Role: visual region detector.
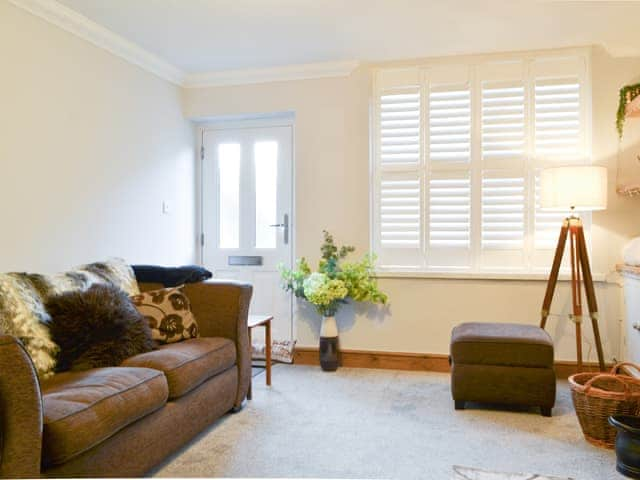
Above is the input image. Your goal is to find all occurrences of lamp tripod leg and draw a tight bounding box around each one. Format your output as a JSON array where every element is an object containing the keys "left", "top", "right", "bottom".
[
  {"left": 575, "top": 321, "right": 583, "bottom": 372},
  {"left": 575, "top": 223, "right": 606, "bottom": 371},
  {"left": 569, "top": 225, "right": 583, "bottom": 372},
  {"left": 541, "top": 221, "right": 569, "bottom": 330}
]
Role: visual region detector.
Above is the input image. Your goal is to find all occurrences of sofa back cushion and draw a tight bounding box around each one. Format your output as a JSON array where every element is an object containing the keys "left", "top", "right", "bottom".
[
  {"left": 0, "top": 259, "right": 140, "bottom": 377},
  {"left": 121, "top": 337, "right": 235, "bottom": 399}
]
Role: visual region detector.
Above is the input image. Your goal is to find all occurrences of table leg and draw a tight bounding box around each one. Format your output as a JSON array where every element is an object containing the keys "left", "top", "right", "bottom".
[
  {"left": 247, "top": 326, "right": 253, "bottom": 400},
  {"left": 266, "top": 320, "right": 272, "bottom": 387}
]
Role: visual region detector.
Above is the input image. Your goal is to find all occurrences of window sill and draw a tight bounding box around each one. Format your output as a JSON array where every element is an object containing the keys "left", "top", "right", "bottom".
[{"left": 374, "top": 270, "right": 608, "bottom": 282}]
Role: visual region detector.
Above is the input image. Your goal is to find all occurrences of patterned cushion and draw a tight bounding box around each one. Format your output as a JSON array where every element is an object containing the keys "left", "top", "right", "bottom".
[
  {"left": 0, "top": 258, "right": 139, "bottom": 378},
  {"left": 130, "top": 287, "right": 199, "bottom": 344}
]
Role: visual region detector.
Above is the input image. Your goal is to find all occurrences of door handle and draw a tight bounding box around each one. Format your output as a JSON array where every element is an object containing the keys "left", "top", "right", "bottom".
[{"left": 269, "top": 214, "right": 289, "bottom": 245}]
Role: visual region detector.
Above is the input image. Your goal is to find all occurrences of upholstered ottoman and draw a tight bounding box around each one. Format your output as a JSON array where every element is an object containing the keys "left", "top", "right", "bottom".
[{"left": 450, "top": 322, "right": 556, "bottom": 417}]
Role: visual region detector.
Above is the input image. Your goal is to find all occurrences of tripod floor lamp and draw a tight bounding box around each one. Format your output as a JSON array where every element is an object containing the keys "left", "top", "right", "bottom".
[{"left": 539, "top": 165, "right": 608, "bottom": 373}]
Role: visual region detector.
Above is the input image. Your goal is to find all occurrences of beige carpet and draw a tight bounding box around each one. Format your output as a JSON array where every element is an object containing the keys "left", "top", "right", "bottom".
[{"left": 153, "top": 365, "right": 623, "bottom": 479}]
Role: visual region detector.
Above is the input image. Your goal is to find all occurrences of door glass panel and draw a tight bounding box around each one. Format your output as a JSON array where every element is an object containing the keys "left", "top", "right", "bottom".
[
  {"left": 218, "top": 143, "right": 240, "bottom": 248},
  {"left": 254, "top": 141, "right": 278, "bottom": 248}
]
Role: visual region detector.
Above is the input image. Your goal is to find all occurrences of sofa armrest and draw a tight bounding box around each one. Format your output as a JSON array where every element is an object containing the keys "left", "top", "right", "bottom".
[
  {"left": 0, "top": 335, "right": 43, "bottom": 478},
  {"left": 181, "top": 280, "right": 253, "bottom": 408}
]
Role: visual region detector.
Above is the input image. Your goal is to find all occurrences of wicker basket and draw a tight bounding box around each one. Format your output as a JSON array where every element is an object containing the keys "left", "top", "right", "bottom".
[{"left": 569, "top": 362, "right": 640, "bottom": 448}]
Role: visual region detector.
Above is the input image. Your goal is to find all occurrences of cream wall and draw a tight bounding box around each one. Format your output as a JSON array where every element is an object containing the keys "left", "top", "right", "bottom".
[
  {"left": 184, "top": 46, "right": 640, "bottom": 363},
  {"left": 0, "top": 2, "right": 197, "bottom": 273}
]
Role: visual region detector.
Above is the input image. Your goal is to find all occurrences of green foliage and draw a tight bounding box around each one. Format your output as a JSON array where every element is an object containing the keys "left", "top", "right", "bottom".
[
  {"left": 337, "top": 254, "right": 388, "bottom": 305},
  {"left": 278, "top": 231, "right": 387, "bottom": 317},
  {"left": 278, "top": 258, "right": 311, "bottom": 299},
  {"left": 617, "top": 83, "right": 640, "bottom": 140},
  {"left": 319, "top": 230, "right": 355, "bottom": 279}
]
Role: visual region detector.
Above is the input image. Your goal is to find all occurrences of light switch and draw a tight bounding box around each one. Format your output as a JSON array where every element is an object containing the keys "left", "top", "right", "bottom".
[{"left": 162, "top": 201, "right": 170, "bottom": 215}]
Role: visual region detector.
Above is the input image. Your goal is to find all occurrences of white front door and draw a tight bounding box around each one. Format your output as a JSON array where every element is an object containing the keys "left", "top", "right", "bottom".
[{"left": 202, "top": 125, "right": 293, "bottom": 344}]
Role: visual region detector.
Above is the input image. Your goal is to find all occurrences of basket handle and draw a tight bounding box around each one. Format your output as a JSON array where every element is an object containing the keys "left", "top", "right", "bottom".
[
  {"left": 583, "top": 373, "right": 632, "bottom": 398},
  {"left": 610, "top": 362, "right": 640, "bottom": 376}
]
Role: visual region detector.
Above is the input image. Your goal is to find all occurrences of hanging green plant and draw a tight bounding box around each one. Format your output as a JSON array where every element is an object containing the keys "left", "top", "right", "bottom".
[{"left": 617, "top": 83, "right": 640, "bottom": 140}]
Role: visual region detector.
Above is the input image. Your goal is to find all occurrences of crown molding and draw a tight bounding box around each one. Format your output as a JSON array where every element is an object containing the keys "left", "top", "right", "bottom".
[
  {"left": 8, "top": 0, "right": 186, "bottom": 85},
  {"left": 183, "top": 60, "right": 360, "bottom": 88}
]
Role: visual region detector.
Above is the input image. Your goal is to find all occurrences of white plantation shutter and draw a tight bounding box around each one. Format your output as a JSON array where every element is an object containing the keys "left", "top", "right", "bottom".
[
  {"left": 534, "top": 78, "right": 581, "bottom": 158},
  {"left": 426, "top": 78, "right": 472, "bottom": 269},
  {"left": 374, "top": 68, "right": 424, "bottom": 268},
  {"left": 429, "top": 175, "right": 471, "bottom": 247},
  {"left": 532, "top": 77, "right": 583, "bottom": 252},
  {"left": 481, "top": 83, "right": 525, "bottom": 162},
  {"left": 380, "top": 90, "right": 421, "bottom": 166},
  {"left": 480, "top": 81, "right": 526, "bottom": 251},
  {"left": 530, "top": 55, "right": 589, "bottom": 269},
  {"left": 429, "top": 87, "right": 471, "bottom": 164},
  {"left": 379, "top": 175, "right": 421, "bottom": 247},
  {"left": 372, "top": 51, "right": 590, "bottom": 274},
  {"left": 481, "top": 175, "right": 525, "bottom": 249},
  {"left": 479, "top": 74, "right": 528, "bottom": 269}
]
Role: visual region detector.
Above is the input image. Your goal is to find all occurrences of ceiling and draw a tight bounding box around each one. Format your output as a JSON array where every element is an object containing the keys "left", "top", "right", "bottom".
[{"left": 55, "top": 0, "right": 640, "bottom": 74}]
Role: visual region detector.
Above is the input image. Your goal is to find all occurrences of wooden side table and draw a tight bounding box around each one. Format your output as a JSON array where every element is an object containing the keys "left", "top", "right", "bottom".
[{"left": 247, "top": 314, "right": 273, "bottom": 400}]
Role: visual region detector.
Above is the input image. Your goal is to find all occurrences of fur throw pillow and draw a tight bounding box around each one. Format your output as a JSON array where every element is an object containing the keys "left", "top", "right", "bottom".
[{"left": 46, "top": 284, "right": 154, "bottom": 372}]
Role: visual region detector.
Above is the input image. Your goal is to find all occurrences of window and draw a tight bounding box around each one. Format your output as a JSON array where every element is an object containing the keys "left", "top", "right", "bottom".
[
  {"left": 218, "top": 143, "right": 241, "bottom": 249},
  {"left": 371, "top": 51, "right": 590, "bottom": 274},
  {"left": 254, "top": 141, "right": 279, "bottom": 248}
]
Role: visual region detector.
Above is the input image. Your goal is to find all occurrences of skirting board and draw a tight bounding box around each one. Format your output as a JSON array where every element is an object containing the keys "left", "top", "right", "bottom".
[{"left": 294, "top": 347, "right": 610, "bottom": 379}]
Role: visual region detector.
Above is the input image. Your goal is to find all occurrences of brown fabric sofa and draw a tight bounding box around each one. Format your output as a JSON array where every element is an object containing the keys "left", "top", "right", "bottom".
[{"left": 0, "top": 280, "right": 252, "bottom": 478}]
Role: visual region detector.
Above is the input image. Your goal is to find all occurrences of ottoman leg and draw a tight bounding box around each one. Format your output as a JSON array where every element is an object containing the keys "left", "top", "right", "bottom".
[
  {"left": 455, "top": 400, "right": 465, "bottom": 410},
  {"left": 540, "top": 406, "right": 552, "bottom": 417}
]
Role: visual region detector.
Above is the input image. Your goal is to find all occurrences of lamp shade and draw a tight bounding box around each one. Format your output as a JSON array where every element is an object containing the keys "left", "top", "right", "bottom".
[{"left": 540, "top": 166, "right": 608, "bottom": 212}]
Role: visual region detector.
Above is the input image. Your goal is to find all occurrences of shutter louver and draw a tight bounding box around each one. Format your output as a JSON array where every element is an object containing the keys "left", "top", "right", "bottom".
[
  {"left": 481, "top": 83, "right": 525, "bottom": 160},
  {"left": 535, "top": 78, "right": 581, "bottom": 157},
  {"left": 429, "top": 176, "right": 471, "bottom": 247},
  {"left": 379, "top": 90, "right": 421, "bottom": 166},
  {"left": 481, "top": 176, "right": 525, "bottom": 249},
  {"left": 379, "top": 176, "right": 421, "bottom": 247},
  {"left": 429, "top": 87, "right": 471, "bottom": 163}
]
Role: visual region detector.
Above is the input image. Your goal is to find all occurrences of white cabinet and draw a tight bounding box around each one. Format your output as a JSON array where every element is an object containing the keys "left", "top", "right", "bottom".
[{"left": 621, "top": 267, "right": 640, "bottom": 366}]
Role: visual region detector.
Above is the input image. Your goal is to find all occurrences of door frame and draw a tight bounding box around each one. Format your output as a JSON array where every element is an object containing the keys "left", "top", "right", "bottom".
[{"left": 196, "top": 114, "right": 296, "bottom": 337}]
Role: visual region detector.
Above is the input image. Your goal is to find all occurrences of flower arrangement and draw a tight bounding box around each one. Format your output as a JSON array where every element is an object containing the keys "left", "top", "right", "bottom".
[{"left": 279, "top": 231, "right": 387, "bottom": 317}]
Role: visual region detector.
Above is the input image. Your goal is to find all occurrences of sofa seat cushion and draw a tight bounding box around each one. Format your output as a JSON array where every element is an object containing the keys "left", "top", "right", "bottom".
[
  {"left": 450, "top": 322, "right": 554, "bottom": 368},
  {"left": 41, "top": 367, "right": 168, "bottom": 466},
  {"left": 121, "top": 337, "right": 236, "bottom": 399}
]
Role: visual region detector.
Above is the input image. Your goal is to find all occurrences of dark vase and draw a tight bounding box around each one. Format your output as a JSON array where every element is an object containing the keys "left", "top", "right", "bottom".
[
  {"left": 610, "top": 415, "right": 640, "bottom": 478},
  {"left": 319, "top": 336, "right": 339, "bottom": 371},
  {"left": 319, "top": 316, "right": 339, "bottom": 371}
]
